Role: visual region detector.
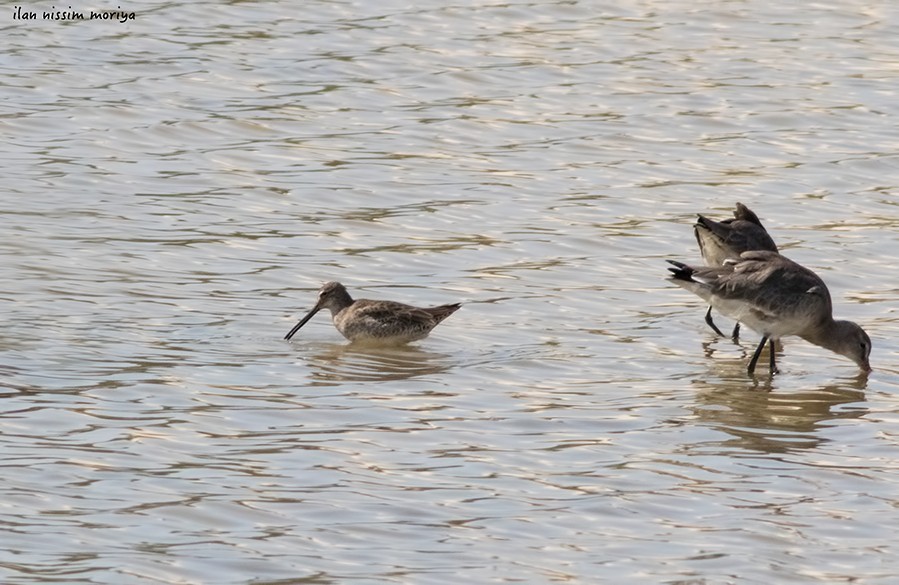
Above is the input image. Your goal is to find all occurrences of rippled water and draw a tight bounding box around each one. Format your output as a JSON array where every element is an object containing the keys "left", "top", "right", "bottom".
[{"left": 2, "top": 1, "right": 899, "bottom": 583}]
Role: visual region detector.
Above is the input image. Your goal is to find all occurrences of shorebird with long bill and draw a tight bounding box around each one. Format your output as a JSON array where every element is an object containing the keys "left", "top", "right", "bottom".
[
  {"left": 667, "top": 251, "right": 871, "bottom": 375},
  {"left": 285, "top": 281, "right": 461, "bottom": 344}
]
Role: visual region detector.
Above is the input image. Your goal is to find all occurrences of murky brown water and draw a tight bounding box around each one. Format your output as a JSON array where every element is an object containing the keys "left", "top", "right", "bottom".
[{"left": 2, "top": 1, "right": 898, "bottom": 583}]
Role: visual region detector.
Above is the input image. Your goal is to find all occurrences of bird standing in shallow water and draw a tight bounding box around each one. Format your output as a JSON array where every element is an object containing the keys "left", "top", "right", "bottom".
[
  {"left": 694, "top": 202, "right": 778, "bottom": 339},
  {"left": 667, "top": 251, "right": 871, "bottom": 375},
  {"left": 285, "top": 281, "right": 461, "bottom": 344}
]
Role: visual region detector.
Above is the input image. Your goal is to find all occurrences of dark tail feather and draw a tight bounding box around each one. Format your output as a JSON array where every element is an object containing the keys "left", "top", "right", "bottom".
[
  {"left": 733, "top": 202, "right": 763, "bottom": 226},
  {"left": 695, "top": 214, "right": 714, "bottom": 230},
  {"left": 694, "top": 214, "right": 730, "bottom": 241},
  {"left": 666, "top": 260, "right": 695, "bottom": 282},
  {"left": 428, "top": 303, "right": 462, "bottom": 323}
]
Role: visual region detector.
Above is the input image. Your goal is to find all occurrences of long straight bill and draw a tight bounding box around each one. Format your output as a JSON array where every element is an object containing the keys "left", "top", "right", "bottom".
[{"left": 284, "top": 305, "right": 321, "bottom": 340}]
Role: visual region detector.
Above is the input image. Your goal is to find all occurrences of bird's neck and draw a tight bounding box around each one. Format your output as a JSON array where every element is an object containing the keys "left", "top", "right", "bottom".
[
  {"left": 327, "top": 290, "right": 355, "bottom": 316},
  {"left": 800, "top": 318, "right": 846, "bottom": 352}
]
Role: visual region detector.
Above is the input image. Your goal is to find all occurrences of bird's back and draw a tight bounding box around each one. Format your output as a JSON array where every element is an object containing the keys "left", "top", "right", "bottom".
[
  {"left": 335, "top": 299, "right": 460, "bottom": 343},
  {"left": 707, "top": 251, "right": 832, "bottom": 337}
]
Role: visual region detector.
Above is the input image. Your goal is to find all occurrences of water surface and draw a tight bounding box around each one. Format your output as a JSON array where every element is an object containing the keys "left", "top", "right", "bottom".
[{"left": 2, "top": 1, "right": 899, "bottom": 583}]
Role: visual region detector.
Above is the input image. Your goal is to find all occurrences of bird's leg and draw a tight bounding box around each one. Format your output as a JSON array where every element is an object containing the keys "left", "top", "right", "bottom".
[
  {"left": 731, "top": 322, "right": 741, "bottom": 341},
  {"left": 704, "top": 306, "right": 727, "bottom": 337},
  {"left": 747, "top": 335, "right": 769, "bottom": 375},
  {"left": 768, "top": 338, "right": 779, "bottom": 374}
]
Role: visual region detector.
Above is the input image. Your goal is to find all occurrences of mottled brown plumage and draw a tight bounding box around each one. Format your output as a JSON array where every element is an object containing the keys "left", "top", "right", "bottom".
[{"left": 285, "top": 281, "right": 460, "bottom": 344}]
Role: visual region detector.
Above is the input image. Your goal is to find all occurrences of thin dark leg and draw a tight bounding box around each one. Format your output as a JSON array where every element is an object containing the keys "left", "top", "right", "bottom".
[
  {"left": 704, "top": 306, "right": 726, "bottom": 337},
  {"left": 769, "top": 338, "right": 778, "bottom": 374},
  {"left": 731, "top": 322, "right": 741, "bottom": 341},
  {"left": 747, "top": 335, "right": 769, "bottom": 375}
]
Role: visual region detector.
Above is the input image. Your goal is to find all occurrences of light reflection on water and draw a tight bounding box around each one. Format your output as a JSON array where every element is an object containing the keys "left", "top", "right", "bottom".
[
  {"left": 2, "top": 0, "right": 899, "bottom": 583},
  {"left": 301, "top": 342, "right": 457, "bottom": 384}
]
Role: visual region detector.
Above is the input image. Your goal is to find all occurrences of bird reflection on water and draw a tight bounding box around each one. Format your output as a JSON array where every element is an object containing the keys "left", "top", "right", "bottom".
[
  {"left": 686, "top": 368, "right": 868, "bottom": 454},
  {"left": 298, "top": 342, "right": 457, "bottom": 384}
]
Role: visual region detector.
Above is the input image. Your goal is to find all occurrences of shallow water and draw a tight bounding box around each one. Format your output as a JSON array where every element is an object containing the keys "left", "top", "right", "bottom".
[{"left": 2, "top": 1, "right": 899, "bottom": 583}]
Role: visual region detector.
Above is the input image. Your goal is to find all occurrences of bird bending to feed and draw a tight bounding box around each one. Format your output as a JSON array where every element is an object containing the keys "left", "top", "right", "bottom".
[
  {"left": 284, "top": 281, "right": 461, "bottom": 344},
  {"left": 667, "top": 251, "right": 871, "bottom": 375},
  {"left": 694, "top": 202, "right": 778, "bottom": 339}
]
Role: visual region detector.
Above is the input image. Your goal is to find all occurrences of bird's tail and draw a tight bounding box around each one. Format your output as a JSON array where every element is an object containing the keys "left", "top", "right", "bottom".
[
  {"left": 666, "top": 260, "right": 696, "bottom": 282},
  {"left": 428, "top": 303, "right": 462, "bottom": 323}
]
